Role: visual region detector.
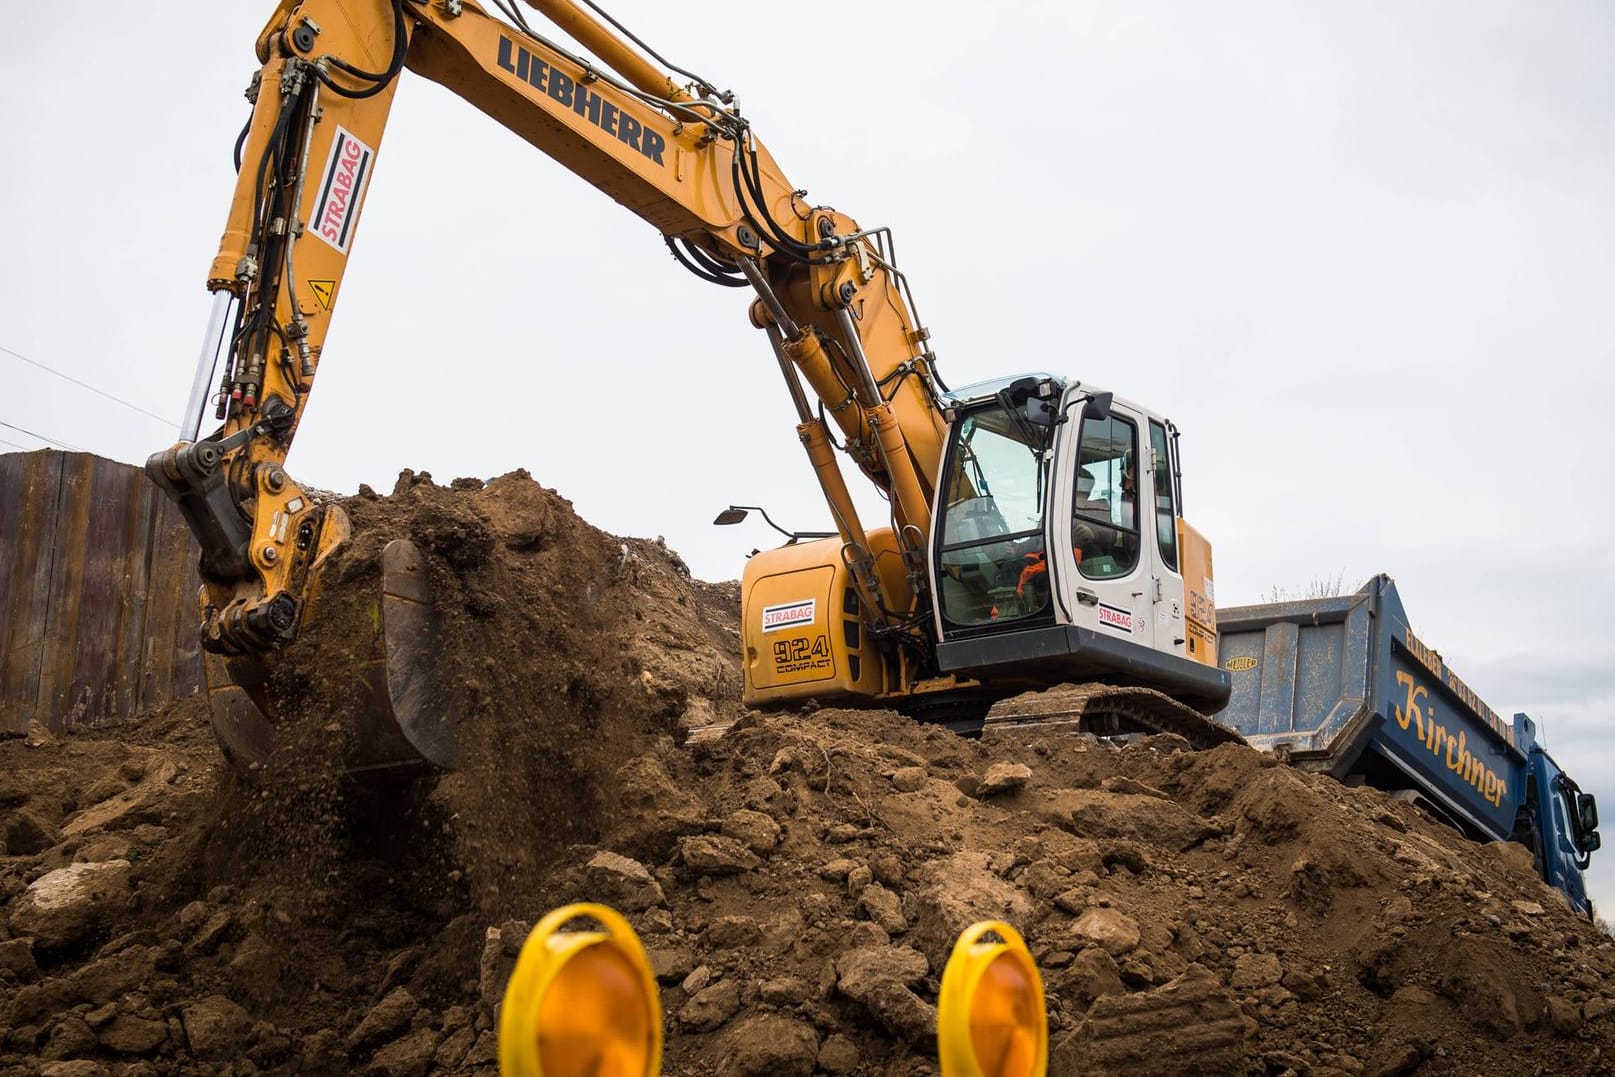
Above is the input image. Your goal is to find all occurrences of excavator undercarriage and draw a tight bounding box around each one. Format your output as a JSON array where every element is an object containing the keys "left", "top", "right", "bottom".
[{"left": 980, "top": 684, "right": 1244, "bottom": 747}]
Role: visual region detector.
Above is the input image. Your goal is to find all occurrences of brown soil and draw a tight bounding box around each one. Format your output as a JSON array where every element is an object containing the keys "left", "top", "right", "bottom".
[{"left": 4, "top": 470, "right": 1615, "bottom": 1076}]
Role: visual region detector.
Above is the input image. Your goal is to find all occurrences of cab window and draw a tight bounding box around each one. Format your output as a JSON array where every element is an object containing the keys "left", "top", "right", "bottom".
[
  {"left": 936, "top": 409, "right": 1051, "bottom": 627},
  {"left": 1073, "top": 414, "right": 1140, "bottom": 579},
  {"left": 1149, "top": 420, "right": 1178, "bottom": 572}
]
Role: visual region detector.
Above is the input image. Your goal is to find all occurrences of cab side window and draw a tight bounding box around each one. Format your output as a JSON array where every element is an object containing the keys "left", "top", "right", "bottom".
[
  {"left": 1149, "top": 420, "right": 1178, "bottom": 572},
  {"left": 1073, "top": 415, "right": 1140, "bottom": 579}
]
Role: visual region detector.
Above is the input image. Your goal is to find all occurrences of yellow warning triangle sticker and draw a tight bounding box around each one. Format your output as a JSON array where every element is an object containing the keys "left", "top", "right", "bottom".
[{"left": 308, "top": 279, "right": 336, "bottom": 311}]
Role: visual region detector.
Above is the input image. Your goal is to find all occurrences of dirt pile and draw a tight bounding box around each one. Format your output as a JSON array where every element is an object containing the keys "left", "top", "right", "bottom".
[
  {"left": 4, "top": 470, "right": 1615, "bottom": 1076},
  {"left": 246, "top": 468, "right": 746, "bottom": 919}
]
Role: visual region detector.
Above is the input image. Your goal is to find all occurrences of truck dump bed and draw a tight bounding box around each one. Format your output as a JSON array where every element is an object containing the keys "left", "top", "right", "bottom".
[{"left": 1215, "top": 575, "right": 1528, "bottom": 844}]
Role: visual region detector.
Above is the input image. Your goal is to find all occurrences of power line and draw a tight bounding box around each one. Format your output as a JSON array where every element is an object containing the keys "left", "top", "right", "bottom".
[
  {"left": 0, "top": 435, "right": 28, "bottom": 452},
  {"left": 0, "top": 419, "right": 83, "bottom": 452},
  {"left": 0, "top": 343, "right": 176, "bottom": 427}
]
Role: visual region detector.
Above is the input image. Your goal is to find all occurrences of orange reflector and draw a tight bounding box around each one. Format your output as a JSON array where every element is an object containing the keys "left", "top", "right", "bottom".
[
  {"left": 937, "top": 920, "right": 1048, "bottom": 1077},
  {"left": 498, "top": 903, "right": 662, "bottom": 1077}
]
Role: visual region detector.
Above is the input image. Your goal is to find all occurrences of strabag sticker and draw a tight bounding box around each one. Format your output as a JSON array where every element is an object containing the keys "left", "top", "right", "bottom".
[
  {"left": 312, "top": 126, "right": 374, "bottom": 254},
  {"left": 762, "top": 599, "right": 816, "bottom": 632},
  {"left": 1097, "top": 603, "right": 1133, "bottom": 633}
]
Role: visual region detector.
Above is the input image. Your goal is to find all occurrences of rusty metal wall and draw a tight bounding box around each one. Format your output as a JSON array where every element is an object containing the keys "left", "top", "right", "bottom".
[{"left": 0, "top": 450, "right": 203, "bottom": 733}]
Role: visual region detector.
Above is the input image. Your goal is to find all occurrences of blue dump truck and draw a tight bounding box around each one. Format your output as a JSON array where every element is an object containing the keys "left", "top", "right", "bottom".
[{"left": 1215, "top": 574, "right": 1602, "bottom": 914}]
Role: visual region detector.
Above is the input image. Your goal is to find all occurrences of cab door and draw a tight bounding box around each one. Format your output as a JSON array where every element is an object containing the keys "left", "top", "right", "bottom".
[
  {"left": 1047, "top": 400, "right": 1156, "bottom": 647},
  {"left": 1145, "top": 419, "right": 1189, "bottom": 658}
]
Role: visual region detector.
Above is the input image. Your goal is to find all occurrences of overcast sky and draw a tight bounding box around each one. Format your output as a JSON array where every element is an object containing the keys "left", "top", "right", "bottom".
[{"left": 2, "top": 2, "right": 1611, "bottom": 907}]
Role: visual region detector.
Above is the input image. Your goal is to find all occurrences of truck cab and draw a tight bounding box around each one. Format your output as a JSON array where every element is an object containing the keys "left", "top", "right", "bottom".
[{"left": 1526, "top": 739, "right": 1602, "bottom": 912}]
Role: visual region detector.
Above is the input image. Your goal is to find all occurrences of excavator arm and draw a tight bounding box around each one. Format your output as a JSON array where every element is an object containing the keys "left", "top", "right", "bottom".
[
  {"left": 148, "top": 0, "right": 943, "bottom": 652},
  {"left": 150, "top": 0, "right": 950, "bottom": 666}
]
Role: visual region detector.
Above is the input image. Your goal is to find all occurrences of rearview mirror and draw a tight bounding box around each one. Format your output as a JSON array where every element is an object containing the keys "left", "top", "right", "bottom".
[
  {"left": 1578, "top": 793, "right": 1600, "bottom": 839},
  {"left": 713, "top": 507, "right": 749, "bottom": 526},
  {"left": 1025, "top": 396, "right": 1056, "bottom": 428},
  {"left": 1082, "top": 392, "right": 1113, "bottom": 421}
]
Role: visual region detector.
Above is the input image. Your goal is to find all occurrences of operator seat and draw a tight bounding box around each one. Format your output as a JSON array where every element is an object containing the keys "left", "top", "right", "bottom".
[{"left": 950, "top": 495, "right": 1006, "bottom": 544}]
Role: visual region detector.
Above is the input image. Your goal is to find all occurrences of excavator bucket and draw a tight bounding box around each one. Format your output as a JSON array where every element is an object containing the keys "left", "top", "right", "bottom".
[{"left": 204, "top": 535, "right": 460, "bottom": 777}]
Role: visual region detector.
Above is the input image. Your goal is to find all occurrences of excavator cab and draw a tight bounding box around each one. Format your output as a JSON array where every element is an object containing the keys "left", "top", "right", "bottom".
[{"left": 928, "top": 375, "right": 1231, "bottom": 715}]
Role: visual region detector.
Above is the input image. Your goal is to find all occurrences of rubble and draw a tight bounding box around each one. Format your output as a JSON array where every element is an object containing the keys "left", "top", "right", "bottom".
[
  {"left": 8, "top": 861, "right": 134, "bottom": 951},
  {"left": 977, "top": 761, "right": 1033, "bottom": 796},
  {"left": 3, "top": 471, "right": 1614, "bottom": 1075}
]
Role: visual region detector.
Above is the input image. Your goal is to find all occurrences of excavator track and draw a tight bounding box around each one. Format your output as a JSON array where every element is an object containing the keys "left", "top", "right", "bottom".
[
  {"left": 687, "top": 683, "right": 1243, "bottom": 750},
  {"left": 980, "top": 682, "right": 1245, "bottom": 749}
]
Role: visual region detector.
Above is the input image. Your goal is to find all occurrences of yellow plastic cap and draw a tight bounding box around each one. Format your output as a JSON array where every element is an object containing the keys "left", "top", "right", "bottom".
[
  {"left": 937, "top": 920, "right": 1048, "bottom": 1077},
  {"left": 498, "top": 903, "right": 663, "bottom": 1077}
]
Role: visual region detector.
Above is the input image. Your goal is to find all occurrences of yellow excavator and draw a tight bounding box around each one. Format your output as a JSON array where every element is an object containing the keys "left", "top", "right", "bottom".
[{"left": 148, "top": 0, "right": 1237, "bottom": 773}]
